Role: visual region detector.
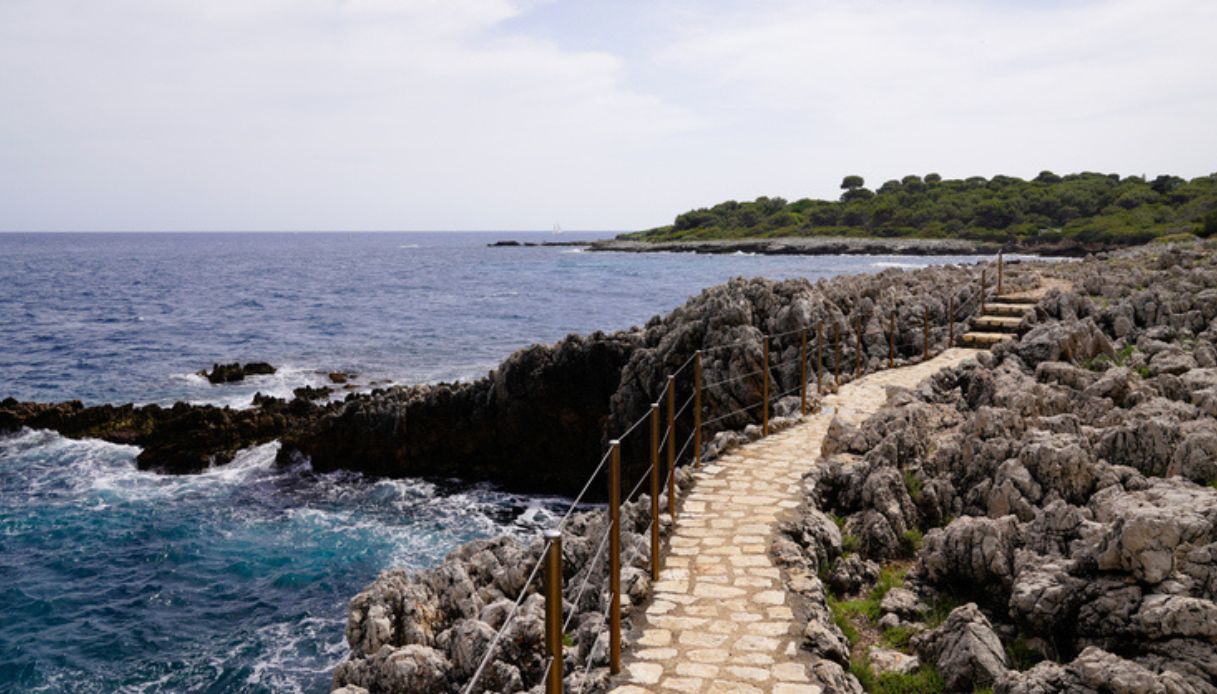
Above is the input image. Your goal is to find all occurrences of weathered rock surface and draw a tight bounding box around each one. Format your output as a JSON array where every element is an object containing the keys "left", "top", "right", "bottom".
[
  {"left": 785, "top": 242, "right": 1217, "bottom": 693},
  {"left": 913, "top": 603, "right": 1009, "bottom": 690},
  {"left": 331, "top": 474, "right": 690, "bottom": 693}
]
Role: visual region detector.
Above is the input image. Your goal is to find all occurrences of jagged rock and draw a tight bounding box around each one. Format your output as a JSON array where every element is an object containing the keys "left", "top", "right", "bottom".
[
  {"left": 995, "top": 646, "right": 1202, "bottom": 694},
  {"left": 869, "top": 647, "right": 920, "bottom": 676},
  {"left": 1135, "top": 594, "right": 1217, "bottom": 640},
  {"left": 879, "top": 587, "right": 921, "bottom": 620},
  {"left": 1085, "top": 479, "right": 1217, "bottom": 585},
  {"left": 920, "top": 516, "right": 1020, "bottom": 595},
  {"left": 332, "top": 644, "right": 452, "bottom": 693},
  {"left": 829, "top": 554, "right": 880, "bottom": 596},
  {"left": 1151, "top": 347, "right": 1199, "bottom": 376},
  {"left": 1015, "top": 318, "right": 1114, "bottom": 367},
  {"left": 810, "top": 659, "right": 864, "bottom": 694},
  {"left": 913, "top": 603, "right": 1009, "bottom": 691}
]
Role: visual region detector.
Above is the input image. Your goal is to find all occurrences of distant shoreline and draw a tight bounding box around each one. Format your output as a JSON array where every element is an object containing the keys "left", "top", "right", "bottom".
[{"left": 489, "top": 236, "right": 1102, "bottom": 257}]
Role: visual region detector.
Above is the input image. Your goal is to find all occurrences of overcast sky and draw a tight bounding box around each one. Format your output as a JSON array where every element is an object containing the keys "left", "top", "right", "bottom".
[{"left": 1, "top": 0, "right": 1214, "bottom": 232}]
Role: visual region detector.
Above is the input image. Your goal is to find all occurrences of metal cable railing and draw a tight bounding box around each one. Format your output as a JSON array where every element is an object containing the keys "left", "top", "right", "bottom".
[
  {"left": 463, "top": 538, "right": 553, "bottom": 694},
  {"left": 461, "top": 261, "right": 1003, "bottom": 692}
]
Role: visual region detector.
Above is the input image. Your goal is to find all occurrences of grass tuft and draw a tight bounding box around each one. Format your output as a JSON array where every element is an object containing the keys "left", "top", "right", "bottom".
[
  {"left": 923, "top": 593, "right": 964, "bottom": 629},
  {"left": 851, "top": 655, "right": 946, "bottom": 694}
]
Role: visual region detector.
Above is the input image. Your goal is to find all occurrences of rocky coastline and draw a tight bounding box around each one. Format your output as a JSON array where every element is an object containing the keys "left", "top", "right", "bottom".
[
  {"left": 775, "top": 241, "right": 1217, "bottom": 692},
  {"left": 487, "top": 235, "right": 1109, "bottom": 257},
  {"left": 2, "top": 257, "right": 1010, "bottom": 495},
  {"left": 329, "top": 240, "right": 1217, "bottom": 693},
  {"left": 6, "top": 240, "right": 1216, "bottom": 692}
]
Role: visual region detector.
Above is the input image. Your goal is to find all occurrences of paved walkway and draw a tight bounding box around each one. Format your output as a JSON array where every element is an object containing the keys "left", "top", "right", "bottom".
[{"left": 609, "top": 348, "right": 981, "bottom": 694}]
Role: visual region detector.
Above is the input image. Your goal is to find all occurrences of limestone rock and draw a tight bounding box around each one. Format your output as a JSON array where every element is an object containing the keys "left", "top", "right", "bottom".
[{"left": 913, "top": 603, "right": 1009, "bottom": 691}]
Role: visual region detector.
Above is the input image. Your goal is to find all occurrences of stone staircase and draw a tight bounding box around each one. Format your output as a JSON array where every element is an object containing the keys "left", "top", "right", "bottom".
[{"left": 960, "top": 294, "right": 1036, "bottom": 347}]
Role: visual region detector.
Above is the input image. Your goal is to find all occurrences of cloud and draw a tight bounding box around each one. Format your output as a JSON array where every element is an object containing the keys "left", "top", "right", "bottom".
[
  {"left": 0, "top": 0, "right": 692, "bottom": 230},
  {"left": 654, "top": 0, "right": 1217, "bottom": 190},
  {"left": 0, "top": 0, "right": 1213, "bottom": 231}
]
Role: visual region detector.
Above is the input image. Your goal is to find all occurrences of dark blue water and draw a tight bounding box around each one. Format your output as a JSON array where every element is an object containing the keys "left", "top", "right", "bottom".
[{"left": 0, "top": 232, "right": 991, "bottom": 692}]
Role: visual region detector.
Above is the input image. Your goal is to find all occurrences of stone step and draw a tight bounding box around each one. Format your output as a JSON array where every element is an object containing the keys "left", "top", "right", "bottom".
[
  {"left": 973, "top": 315, "right": 1023, "bottom": 331},
  {"left": 993, "top": 294, "right": 1039, "bottom": 305},
  {"left": 961, "top": 331, "right": 1015, "bottom": 346},
  {"left": 983, "top": 302, "right": 1034, "bottom": 317}
]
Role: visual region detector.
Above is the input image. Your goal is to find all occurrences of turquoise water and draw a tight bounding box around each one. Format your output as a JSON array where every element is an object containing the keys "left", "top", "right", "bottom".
[
  {"left": 0, "top": 432, "right": 561, "bottom": 692},
  {"left": 0, "top": 232, "right": 991, "bottom": 691}
]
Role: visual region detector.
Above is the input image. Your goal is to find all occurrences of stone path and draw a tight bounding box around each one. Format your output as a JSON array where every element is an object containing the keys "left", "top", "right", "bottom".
[{"left": 609, "top": 348, "right": 981, "bottom": 694}]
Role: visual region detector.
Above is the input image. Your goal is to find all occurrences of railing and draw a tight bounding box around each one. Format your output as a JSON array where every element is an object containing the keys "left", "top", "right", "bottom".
[{"left": 461, "top": 258, "right": 1006, "bottom": 694}]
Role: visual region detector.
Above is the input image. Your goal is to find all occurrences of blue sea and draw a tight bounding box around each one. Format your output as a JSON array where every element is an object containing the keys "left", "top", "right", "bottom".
[{"left": 0, "top": 232, "right": 987, "bottom": 692}]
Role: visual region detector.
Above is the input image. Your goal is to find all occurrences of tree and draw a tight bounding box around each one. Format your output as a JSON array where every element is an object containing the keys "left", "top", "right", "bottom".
[
  {"left": 877, "top": 179, "right": 902, "bottom": 195},
  {"left": 1201, "top": 210, "right": 1217, "bottom": 238},
  {"left": 901, "top": 174, "right": 926, "bottom": 192},
  {"left": 925, "top": 173, "right": 942, "bottom": 183},
  {"left": 1150, "top": 175, "right": 1185, "bottom": 195},
  {"left": 841, "top": 175, "right": 865, "bottom": 190},
  {"left": 841, "top": 187, "right": 874, "bottom": 203},
  {"left": 1035, "top": 170, "right": 1062, "bottom": 184}
]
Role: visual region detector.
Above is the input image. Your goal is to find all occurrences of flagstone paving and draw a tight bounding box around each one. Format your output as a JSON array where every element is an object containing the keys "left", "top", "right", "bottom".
[{"left": 609, "top": 348, "right": 981, "bottom": 694}]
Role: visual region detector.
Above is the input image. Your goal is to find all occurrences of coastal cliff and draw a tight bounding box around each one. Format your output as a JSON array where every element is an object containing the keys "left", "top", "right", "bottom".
[
  {"left": 331, "top": 240, "right": 1217, "bottom": 693},
  {"left": 3, "top": 256, "right": 1018, "bottom": 497},
  {"left": 776, "top": 241, "right": 1217, "bottom": 692}
]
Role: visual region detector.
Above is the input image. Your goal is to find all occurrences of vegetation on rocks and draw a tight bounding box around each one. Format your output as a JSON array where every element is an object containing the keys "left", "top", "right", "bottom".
[
  {"left": 626, "top": 171, "right": 1217, "bottom": 252},
  {"left": 777, "top": 240, "right": 1217, "bottom": 693}
]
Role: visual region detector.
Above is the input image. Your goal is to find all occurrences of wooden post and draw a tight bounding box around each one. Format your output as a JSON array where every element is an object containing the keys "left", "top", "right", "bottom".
[
  {"left": 666, "top": 376, "right": 676, "bottom": 521},
  {"left": 762, "top": 337, "right": 770, "bottom": 436},
  {"left": 948, "top": 292, "right": 955, "bottom": 347},
  {"left": 816, "top": 323, "right": 824, "bottom": 394},
  {"left": 608, "top": 440, "right": 621, "bottom": 674},
  {"left": 649, "top": 403, "right": 660, "bottom": 582},
  {"left": 888, "top": 311, "right": 895, "bottom": 369},
  {"left": 997, "top": 251, "right": 1004, "bottom": 296},
  {"left": 693, "top": 351, "right": 702, "bottom": 467},
  {"left": 855, "top": 319, "right": 864, "bottom": 378},
  {"left": 981, "top": 269, "right": 987, "bottom": 314},
  {"left": 923, "top": 306, "right": 930, "bottom": 361},
  {"left": 833, "top": 323, "right": 841, "bottom": 389},
  {"left": 543, "top": 529, "right": 563, "bottom": 694},
  {"left": 799, "top": 329, "right": 808, "bottom": 415}
]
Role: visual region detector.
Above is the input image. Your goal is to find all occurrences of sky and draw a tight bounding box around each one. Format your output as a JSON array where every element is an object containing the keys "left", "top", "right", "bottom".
[{"left": 1, "top": 0, "right": 1214, "bottom": 232}]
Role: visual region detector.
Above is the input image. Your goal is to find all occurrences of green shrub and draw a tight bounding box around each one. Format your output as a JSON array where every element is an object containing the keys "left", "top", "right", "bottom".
[
  {"left": 842, "top": 533, "right": 861, "bottom": 554},
  {"left": 852, "top": 656, "right": 946, "bottom": 694},
  {"left": 881, "top": 624, "right": 916, "bottom": 649},
  {"left": 923, "top": 593, "right": 964, "bottom": 629},
  {"left": 901, "top": 528, "right": 924, "bottom": 555},
  {"left": 903, "top": 470, "right": 923, "bottom": 500},
  {"left": 828, "top": 594, "right": 862, "bottom": 645}
]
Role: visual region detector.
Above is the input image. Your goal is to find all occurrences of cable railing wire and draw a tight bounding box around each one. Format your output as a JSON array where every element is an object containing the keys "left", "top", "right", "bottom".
[
  {"left": 562, "top": 523, "right": 613, "bottom": 633},
  {"left": 462, "top": 538, "right": 553, "bottom": 694},
  {"left": 617, "top": 407, "right": 654, "bottom": 441},
  {"left": 673, "top": 429, "right": 697, "bottom": 467},
  {"left": 464, "top": 269, "right": 1003, "bottom": 688},
  {"left": 673, "top": 392, "right": 696, "bottom": 422},
  {"left": 701, "top": 398, "right": 765, "bottom": 427},
  {"left": 625, "top": 461, "right": 655, "bottom": 504},
  {"left": 701, "top": 368, "right": 766, "bottom": 390},
  {"left": 556, "top": 446, "right": 614, "bottom": 531}
]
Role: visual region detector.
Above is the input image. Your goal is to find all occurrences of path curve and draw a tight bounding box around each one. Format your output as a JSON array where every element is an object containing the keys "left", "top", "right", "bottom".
[{"left": 609, "top": 348, "right": 982, "bottom": 694}]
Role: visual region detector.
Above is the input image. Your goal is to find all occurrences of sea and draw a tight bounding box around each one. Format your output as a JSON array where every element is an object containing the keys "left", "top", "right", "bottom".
[{"left": 0, "top": 232, "right": 993, "bottom": 692}]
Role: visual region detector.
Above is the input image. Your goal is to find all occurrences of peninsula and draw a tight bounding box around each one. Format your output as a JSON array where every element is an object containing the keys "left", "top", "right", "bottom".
[{"left": 592, "top": 171, "right": 1217, "bottom": 257}]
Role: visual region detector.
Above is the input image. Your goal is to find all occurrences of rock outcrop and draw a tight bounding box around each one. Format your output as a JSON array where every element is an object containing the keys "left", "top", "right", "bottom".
[
  {"left": 781, "top": 241, "right": 1217, "bottom": 692},
  {"left": 332, "top": 472, "right": 691, "bottom": 693}
]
